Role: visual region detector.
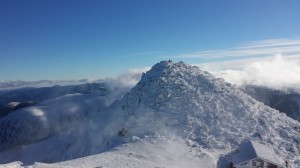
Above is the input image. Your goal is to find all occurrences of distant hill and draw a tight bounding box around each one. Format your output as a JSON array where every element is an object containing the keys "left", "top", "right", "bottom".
[{"left": 241, "top": 85, "right": 300, "bottom": 122}]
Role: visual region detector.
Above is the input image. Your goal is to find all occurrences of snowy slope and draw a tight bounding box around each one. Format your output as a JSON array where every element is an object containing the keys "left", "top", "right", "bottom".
[
  {"left": 33, "top": 135, "right": 214, "bottom": 168},
  {"left": 1, "top": 61, "right": 300, "bottom": 167}
]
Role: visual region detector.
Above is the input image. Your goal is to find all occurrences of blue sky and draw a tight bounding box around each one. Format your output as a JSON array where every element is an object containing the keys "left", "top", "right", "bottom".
[{"left": 1, "top": 0, "right": 300, "bottom": 82}]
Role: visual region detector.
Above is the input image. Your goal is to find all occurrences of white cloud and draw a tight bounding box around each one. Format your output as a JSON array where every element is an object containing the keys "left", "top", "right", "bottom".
[
  {"left": 197, "top": 55, "right": 300, "bottom": 92},
  {"left": 241, "top": 39, "right": 300, "bottom": 49},
  {"left": 177, "top": 38, "right": 300, "bottom": 59}
]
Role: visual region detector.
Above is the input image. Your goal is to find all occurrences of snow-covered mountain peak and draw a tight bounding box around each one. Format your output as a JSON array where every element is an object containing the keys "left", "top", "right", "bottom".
[
  {"left": 139, "top": 60, "right": 218, "bottom": 88},
  {"left": 108, "top": 61, "right": 300, "bottom": 166},
  {"left": 123, "top": 60, "right": 232, "bottom": 110}
]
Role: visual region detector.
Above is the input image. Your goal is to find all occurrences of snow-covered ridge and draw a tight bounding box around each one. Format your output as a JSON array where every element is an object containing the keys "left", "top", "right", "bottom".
[{"left": 0, "top": 83, "right": 130, "bottom": 155}]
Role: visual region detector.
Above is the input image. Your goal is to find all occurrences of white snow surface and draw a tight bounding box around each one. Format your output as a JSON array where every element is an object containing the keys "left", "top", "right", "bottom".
[
  {"left": 0, "top": 161, "right": 22, "bottom": 168},
  {"left": 1, "top": 61, "right": 300, "bottom": 167},
  {"left": 33, "top": 136, "right": 214, "bottom": 168}
]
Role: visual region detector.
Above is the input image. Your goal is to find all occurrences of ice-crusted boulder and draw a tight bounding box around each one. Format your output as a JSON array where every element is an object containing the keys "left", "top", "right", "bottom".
[{"left": 105, "top": 61, "right": 300, "bottom": 166}]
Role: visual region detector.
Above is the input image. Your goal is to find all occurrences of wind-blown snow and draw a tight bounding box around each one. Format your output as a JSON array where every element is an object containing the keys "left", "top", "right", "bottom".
[
  {"left": 0, "top": 93, "right": 109, "bottom": 152},
  {"left": 110, "top": 67, "right": 150, "bottom": 88}
]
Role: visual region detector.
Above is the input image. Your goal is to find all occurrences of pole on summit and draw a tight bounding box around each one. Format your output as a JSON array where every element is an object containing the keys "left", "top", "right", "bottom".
[
  {"left": 229, "top": 161, "right": 233, "bottom": 168},
  {"left": 285, "top": 160, "right": 289, "bottom": 168}
]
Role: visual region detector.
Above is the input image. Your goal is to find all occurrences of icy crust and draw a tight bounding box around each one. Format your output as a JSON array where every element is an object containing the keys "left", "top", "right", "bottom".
[{"left": 108, "top": 61, "right": 300, "bottom": 166}]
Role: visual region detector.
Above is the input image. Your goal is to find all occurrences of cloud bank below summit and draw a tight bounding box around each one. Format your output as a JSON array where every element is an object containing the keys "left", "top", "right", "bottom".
[
  {"left": 2, "top": 56, "right": 300, "bottom": 94},
  {"left": 0, "top": 67, "right": 150, "bottom": 91},
  {"left": 176, "top": 37, "right": 300, "bottom": 92},
  {"left": 198, "top": 55, "right": 300, "bottom": 92}
]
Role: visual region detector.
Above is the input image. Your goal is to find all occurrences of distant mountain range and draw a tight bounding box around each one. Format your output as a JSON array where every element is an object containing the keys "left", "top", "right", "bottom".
[{"left": 241, "top": 85, "right": 300, "bottom": 122}]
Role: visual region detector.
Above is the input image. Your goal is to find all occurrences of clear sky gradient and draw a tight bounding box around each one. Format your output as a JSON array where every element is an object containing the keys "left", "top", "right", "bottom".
[{"left": 1, "top": 0, "right": 300, "bottom": 81}]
